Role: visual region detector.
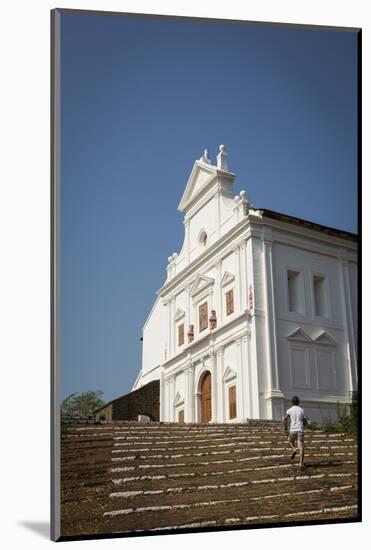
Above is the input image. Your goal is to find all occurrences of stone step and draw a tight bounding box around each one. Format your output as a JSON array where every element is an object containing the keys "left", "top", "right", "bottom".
[
  {"left": 109, "top": 463, "right": 357, "bottom": 490},
  {"left": 60, "top": 421, "right": 358, "bottom": 537},
  {"left": 107, "top": 480, "right": 357, "bottom": 512},
  {"left": 102, "top": 484, "right": 357, "bottom": 533},
  {"left": 111, "top": 503, "right": 358, "bottom": 535},
  {"left": 110, "top": 460, "right": 355, "bottom": 486},
  {"left": 109, "top": 447, "right": 355, "bottom": 464},
  {"left": 65, "top": 425, "right": 280, "bottom": 433},
  {"left": 108, "top": 467, "right": 357, "bottom": 501},
  {"left": 109, "top": 443, "right": 356, "bottom": 454},
  {"left": 61, "top": 424, "right": 342, "bottom": 437},
  {"left": 108, "top": 474, "right": 357, "bottom": 502},
  {"left": 62, "top": 429, "right": 355, "bottom": 443}
]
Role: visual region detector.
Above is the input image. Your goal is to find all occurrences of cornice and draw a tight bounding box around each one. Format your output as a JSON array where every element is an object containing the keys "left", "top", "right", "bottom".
[
  {"left": 159, "top": 209, "right": 357, "bottom": 302},
  {"left": 265, "top": 217, "right": 358, "bottom": 253},
  {"left": 162, "top": 310, "right": 251, "bottom": 368}
]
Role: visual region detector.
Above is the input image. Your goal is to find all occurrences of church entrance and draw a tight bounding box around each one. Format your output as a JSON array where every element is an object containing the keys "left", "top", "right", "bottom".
[{"left": 200, "top": 371, "right": 212, "bottom": 423}]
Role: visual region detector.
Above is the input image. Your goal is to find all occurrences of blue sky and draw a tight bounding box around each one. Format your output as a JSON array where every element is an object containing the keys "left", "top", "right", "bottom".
[{"left": 60, "top": 12, "right": 358, "bottom": 403}]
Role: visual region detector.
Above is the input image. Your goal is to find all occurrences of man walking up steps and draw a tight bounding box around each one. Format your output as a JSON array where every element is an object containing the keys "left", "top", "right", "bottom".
[{"left": 284, "top": 396, "right": 308, "bottom": 471}]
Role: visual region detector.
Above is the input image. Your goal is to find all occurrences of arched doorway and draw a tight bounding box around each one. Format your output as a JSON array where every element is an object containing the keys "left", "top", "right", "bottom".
[{"left": 200, "top": 371, "right": 212, "bottom": 423}]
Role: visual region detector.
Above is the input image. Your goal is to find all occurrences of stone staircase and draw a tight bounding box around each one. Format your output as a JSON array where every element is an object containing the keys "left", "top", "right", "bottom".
[{"left": 60, "top": 421, "right": 358, "bottom": 537}]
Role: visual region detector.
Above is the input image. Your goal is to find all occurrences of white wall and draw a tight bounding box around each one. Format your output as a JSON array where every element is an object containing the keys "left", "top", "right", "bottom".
[
  {"left": 271, "top": 239, "right": 355, "bottom": 406},
  {"left": 348, "top": 261, "right": 358, "bottom": 337},
  {"left": 189, "top": 196, "right": 217, "bottom": 262},
  {"left": 141, "top": 297, "right": 167, "bottom": 382}
]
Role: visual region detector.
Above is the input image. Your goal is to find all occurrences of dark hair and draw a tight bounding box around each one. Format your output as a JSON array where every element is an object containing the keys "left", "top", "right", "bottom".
[{"left": 292, "top": 396, "right": 299, "bottom": 406}]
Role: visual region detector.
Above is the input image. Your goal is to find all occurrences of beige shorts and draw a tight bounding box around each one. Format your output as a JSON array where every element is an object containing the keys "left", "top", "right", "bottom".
[{"left": 288, "top": 431, "right": 304, "bottom": 449}]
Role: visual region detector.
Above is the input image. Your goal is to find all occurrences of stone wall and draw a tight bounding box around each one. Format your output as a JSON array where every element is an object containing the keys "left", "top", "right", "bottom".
[
  {"left": 95, "top": 380, "right": 160, "bottom": 422},
  {"left": 96, "top": 404, "right": 113, "bottom": 421}
]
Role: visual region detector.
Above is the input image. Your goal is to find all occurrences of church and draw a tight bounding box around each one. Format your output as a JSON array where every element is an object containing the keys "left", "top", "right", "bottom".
[{"left": 132, "top": 146, "right": 357, "bottom": 423}]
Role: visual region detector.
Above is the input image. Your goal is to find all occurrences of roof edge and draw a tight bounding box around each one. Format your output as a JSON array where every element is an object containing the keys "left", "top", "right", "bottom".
[{"left": 258, "top": 208, "right": 357, "bottom": 242}]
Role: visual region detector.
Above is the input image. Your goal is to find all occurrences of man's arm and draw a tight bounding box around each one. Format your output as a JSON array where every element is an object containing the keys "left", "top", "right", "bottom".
[{"left": 284, "top": 414, "right": 289, "bottom": 433}]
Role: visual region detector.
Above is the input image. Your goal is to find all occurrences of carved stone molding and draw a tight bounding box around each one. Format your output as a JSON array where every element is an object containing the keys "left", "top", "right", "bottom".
[{"left": 216, "top": 346, "right": 224, "bottom": 357}]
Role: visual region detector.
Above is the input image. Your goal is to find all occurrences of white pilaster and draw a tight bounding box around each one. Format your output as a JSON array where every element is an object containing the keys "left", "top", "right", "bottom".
[
  {"left": 165, "top": 379, "right": 170, "bottom": 422},
  {"left": 262, "top": 232, "right": 281, "bottom": 392},
  {"left": 210, "top": 347, "right": 217, "bottom": 422},
  {"left": 159, "top": 369, "right": 165, "bottom": 421},
  {"left": 186, "top": 360, "right": 195, "bottom": 423},
  {"left": 246, "top": 236, "right": 260, "bottom": 419},
  {"left": 216, "top": 185, "right": 221, "bottom": 239},
  {"left": 338, "top": 254, "right": 357, "bottom": 393},
  {"left": 241, "top": 334, "right": 250, "bottom": 419},
  {"left": 215, "top": 261, "right": 222, "bottom": 324},
  {"left": 234, "top": 247, "right": 242, "bottom": 312},
  {"left": 187, "top": 282, "right": 193, "bottom": 336},
  {"left": 170, "top": 376, "right": 176, "bottom": 422},
  {"left": 170, "top": 298, "right": 175, "bottom": 356},
  {"left": 240, "top": 241, "right": 247, "bottom": 311},
  {"left": 184, "top": 218, "right": 190, "bottom": 264},
  {"left": 216, "top": 347, "right": 224, "bottom": 423},
  {"left": 167, "top": 301, "right": 171, "bottom": 360},
  {"left": 235, "top": 338, "right": 244, "bottom": 420}
]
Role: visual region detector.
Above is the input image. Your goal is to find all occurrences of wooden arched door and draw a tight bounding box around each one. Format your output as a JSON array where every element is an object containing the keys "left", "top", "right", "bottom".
[{"left": 201, "top": 371, "right": 212, "bottom": 423}]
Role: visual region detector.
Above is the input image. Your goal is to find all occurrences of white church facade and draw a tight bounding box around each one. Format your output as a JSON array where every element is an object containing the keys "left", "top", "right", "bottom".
[{"left": 132, "top": 146, "right": 358, "bottom": 423}]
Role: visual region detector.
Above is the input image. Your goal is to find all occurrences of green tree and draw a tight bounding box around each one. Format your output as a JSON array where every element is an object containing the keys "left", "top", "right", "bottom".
[{"left": 61, "top": 390, "right": 105, "bottom": 417}]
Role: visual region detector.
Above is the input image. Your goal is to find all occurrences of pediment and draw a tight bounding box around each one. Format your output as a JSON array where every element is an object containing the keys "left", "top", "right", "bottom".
[
  {"left": 313, "top": 331, "right": 336, "bottom": 346},
  {"left": 178, "top": 161, "right": 218, "bottom": 213},
  {"left": 287, "top": 328, "right": 312, "bottom": 343},
  {"left": 190, "top": 274, "right": 214, "bottom": 297},
  {"left": 174, "top": 308, "right": 185, "bottom": 321},
  {"left": 173, "top": 392, "right": 184, "bottom": 406},
  {"left": 223, "top": 366, "right": 237, "bottom": 382},
  {"left": 221, "top": 271, "right": 235, "bottom": 287}
]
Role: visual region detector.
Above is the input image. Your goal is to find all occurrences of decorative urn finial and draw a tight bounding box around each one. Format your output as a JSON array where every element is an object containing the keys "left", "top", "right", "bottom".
[
  {"left": 209, "top": 309, "right": 217, "bottom": 330},
  {"left": 217, "top": 144, "right": 228, "bottom": 171},
  {"left": 187, "top": 324, "right": 194, "bottom": 343},
  {"left": 248, "top": 286, "right": 253, "bottom": 311}
]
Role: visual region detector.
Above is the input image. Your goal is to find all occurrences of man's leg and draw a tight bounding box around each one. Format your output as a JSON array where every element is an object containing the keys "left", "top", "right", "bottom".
[
  {"left": 289, "top": 433, "right": 297, "bottom": 460},
  {"left": 298, "top": 434, "right": 305, "bottom": 469}
]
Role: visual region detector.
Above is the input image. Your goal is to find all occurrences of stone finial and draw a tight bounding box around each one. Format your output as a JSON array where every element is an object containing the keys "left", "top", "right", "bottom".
[
  {"left": 200, "top": 149, "right": 211, "bottom": 164},
  {"left": 217, "top": 144, "right": 228, "bottom": 171}
]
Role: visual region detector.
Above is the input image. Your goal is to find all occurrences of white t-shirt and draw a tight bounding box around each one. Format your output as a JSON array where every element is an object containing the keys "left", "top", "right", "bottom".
[{"left": 286, "top": 405, "right": 305, "bottom": 433}]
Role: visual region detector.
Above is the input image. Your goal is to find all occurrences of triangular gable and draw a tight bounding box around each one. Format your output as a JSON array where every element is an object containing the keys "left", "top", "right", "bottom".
[
  {"left": 223, "top": 366, "right": 237, "bottom": 382},
  {"left": 221, "top": 271, "right": 235, "bottom": 287},
  {"left": 190, "top": 274, "right": 214, "bottom": 297},
  {"left": 173, "top": 392, "right": 184, "bottom": 406},
  {"left": 178, "top": 160, "right": 218, "bottom": 212},
  {"left": 287, "top": 328, "right": 312, "bottom": 343},
  {"left": 313, "top": 331, "right": 337, "bottom": 346},
  {"left": 174, "top": 308, "right": 185, "bottom": 321}
]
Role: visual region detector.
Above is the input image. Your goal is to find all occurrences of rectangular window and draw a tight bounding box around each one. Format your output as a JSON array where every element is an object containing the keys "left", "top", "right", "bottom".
[
  {"left": 287, "top": 270, "right": 300, "bottom": 312},
  {"left": 178, "top": 323, "right": 184, "bottom": 346},
  {"left": 199, "top": 302, "right": 208, "bottom": 332},
  {"left": 226, "top": 289, "right": 234, "bottom": 316},
  {"left": 228, "top": 385, "right": 237, "bottom": 419},
  {"left": 313, "top": 275, "right": 327, "bottom": 317}
]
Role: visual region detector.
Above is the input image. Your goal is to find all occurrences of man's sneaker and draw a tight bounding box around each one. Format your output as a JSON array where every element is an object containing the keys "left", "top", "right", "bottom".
[
  {"left": 290, "top": 450, "right": 297, "bottom": 461},
  {"left": 300, "top": 465, "right": 306, "bottom": 471}
]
